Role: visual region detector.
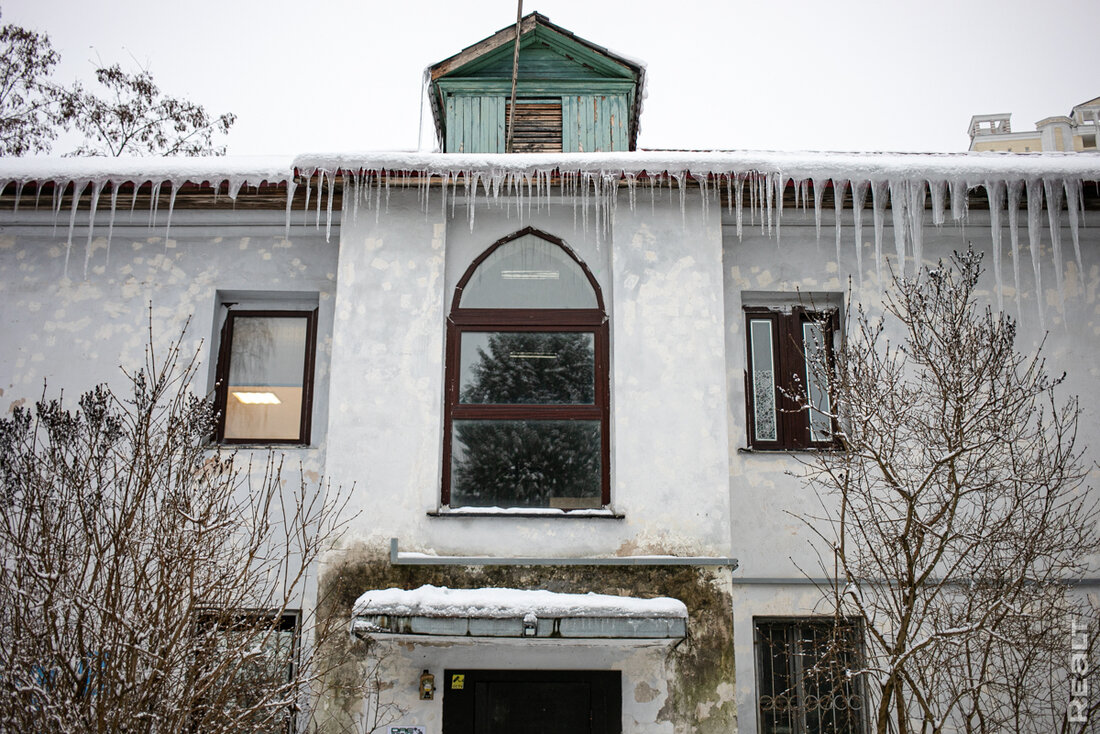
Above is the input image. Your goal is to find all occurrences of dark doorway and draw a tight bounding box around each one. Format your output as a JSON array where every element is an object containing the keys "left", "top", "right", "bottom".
[{"left": 443, "top": 670, "right": 621, "bottom": 734}]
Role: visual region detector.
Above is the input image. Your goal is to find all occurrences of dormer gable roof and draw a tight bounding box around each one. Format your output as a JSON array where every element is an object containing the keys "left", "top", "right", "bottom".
[{"left": 427, "top": 13, "right": 645, "bottom": 152}]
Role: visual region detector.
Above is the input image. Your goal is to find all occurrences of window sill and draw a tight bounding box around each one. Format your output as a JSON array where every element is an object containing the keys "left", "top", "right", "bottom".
[
  {"left": 214, "top": 442, "right": 315, "bottom": 450},
  {"left": 738, "top": 445, "right": 840, "bottom": 454},
  {"left": 429, "top": 507, "right": 624, "bottom": 519}
]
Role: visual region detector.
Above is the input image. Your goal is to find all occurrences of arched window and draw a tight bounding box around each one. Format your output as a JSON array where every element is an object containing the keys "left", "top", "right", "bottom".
[{"left": 443, "top": 227, "right": 609, "bottom": 510}]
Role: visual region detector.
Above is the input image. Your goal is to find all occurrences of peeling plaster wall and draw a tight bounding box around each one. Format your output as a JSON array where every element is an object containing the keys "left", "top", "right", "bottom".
[
  {"left": 0, "top": 206, "right": 340, "bottom": 612},
  {"left": 329, "top": 189, "right": 733, "bottom": 559},
  {"left": 722, "top": 206, "right": 1100, "bottom": 733},
  {"left": 317, "top": 557, "right": 736, "bottom": 734}
]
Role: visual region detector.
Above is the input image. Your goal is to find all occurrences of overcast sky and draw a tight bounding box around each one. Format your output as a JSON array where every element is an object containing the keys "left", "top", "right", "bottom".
[{"left": 6, "top": 0, "right": 1099, "bottom": 156}]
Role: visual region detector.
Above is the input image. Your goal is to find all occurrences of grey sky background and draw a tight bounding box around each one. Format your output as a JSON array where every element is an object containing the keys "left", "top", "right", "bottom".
[{"left": 6, "top": 0, "right": 1099, "bottom": 156}]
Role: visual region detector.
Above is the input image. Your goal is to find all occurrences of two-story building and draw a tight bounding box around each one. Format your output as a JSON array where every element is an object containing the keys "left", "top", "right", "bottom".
[{"left": 2, "top": 13, "right": 1098, "bottom": 734}]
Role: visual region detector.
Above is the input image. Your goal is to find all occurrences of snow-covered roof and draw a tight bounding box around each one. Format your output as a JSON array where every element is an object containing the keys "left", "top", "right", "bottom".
[
  {"left": 2, "top": 150, "right": 1098, "bottom": 191},
  {"left": 353, "top": 584, "right": 687, "bottom": 619},
  {"left": 351, "top": 585, "right": 688, "bottom": 640}
]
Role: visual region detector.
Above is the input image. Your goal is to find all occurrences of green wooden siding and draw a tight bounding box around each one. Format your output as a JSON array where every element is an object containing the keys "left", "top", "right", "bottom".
[
  {"left": 463, "top": 42, "right": 607, "bottom": 80},
  {"left": 563, "top": 94, "right": 629, "bottom": 152},
  {"left": 445, "top": 96, "right": 505, "bottom": 153},
  {"left": 445, "top": 93, "right": 629, "bottom": 153}
]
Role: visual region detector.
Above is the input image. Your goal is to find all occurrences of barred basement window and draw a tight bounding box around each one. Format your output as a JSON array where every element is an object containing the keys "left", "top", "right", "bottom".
[
  {"left": 443, "top": 227, "right": 609, "bottom": 509},
  {"left": 744, "top": 298, "right": 839, "bottom": 450},
  {"left": 755, "top": 619, "right": 865, "bottom": 734}
]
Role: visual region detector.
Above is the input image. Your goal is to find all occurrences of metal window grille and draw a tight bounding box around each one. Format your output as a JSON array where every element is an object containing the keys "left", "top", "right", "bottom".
[{"left": 756, "top": 619, "right": 865, "bottom": 734}]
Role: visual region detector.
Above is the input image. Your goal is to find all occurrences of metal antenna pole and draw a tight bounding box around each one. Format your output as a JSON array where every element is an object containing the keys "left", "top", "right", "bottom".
[{"left": 505, "top": 0, "right": 523, "bottom": 153}]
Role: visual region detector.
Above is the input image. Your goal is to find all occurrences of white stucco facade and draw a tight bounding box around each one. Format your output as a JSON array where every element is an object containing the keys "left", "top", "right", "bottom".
[{"left": 1, "top": 158, "right": 1098, "bottom": 732}]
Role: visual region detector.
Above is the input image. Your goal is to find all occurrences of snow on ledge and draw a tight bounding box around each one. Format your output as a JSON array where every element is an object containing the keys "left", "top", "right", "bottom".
[
  {"left": 2, "top": 149, "right": 1098, "bottom": 186},
  {"left": 432, "top": 506, "right": 618, "bottom": 517},
  {"left": 352, "top": 584, "right": 688, "bottom": 620}
]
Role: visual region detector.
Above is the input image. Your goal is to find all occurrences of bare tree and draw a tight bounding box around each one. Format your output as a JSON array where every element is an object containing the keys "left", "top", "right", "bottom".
[
  {"left": 60, "top": 63, "right": 236, "bottom": 156},
  {"left": 798, "top": 250, "right": 1100, "bottom": 733},
  {"left": 0, "top": 9, "right": 62, "bottom": 155},
  {"left": 0, "top": 320, "right": 348, "bottom": 733}
]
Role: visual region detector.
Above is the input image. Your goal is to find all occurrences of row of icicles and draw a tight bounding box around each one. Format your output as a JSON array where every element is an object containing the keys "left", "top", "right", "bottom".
[{"left": 2, "top": 168, "right": 1094, "bottom": 330}]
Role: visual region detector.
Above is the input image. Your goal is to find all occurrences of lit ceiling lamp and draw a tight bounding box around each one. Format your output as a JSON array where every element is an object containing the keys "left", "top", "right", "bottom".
[{"left": 233, "top": 391, "right": 282, "bottom": 404}]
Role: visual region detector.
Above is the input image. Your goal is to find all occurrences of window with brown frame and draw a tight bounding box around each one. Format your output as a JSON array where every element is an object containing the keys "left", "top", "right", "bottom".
[
  {"left": 443, "top": 227, "right": 609, "bottom": 509},
  {"left": 214, "top": 309, "right": 318, "bottom": 444},
  {"left": 745, "top": 303, "right": 838, "bottom": 450},
  {"left": 755, "top": 618, "right": 865, "bottom": 734}
]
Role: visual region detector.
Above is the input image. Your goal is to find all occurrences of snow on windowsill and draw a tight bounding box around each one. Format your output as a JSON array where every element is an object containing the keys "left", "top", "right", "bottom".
[{"left": 429, "top": 506, "right": 623, "bottom": 519}]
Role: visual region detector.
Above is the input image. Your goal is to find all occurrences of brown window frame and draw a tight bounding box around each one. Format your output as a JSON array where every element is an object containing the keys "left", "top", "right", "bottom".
[
  {"left": 442, "top": 227, "right": 610, "bottom": 508},
  {"left": 744, "top": 307, "right": 838, "bottom": 451},
  {"left": 213, "top": 308, "right": 319, "bottom": 445},
  {"left": 754, "top": 617, "right": 866, "bottom": 734}
]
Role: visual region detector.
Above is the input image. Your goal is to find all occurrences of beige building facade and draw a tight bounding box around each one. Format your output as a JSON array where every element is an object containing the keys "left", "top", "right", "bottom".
[{"left": 969, "top": 95, "right": 1100, "bottom": 152}]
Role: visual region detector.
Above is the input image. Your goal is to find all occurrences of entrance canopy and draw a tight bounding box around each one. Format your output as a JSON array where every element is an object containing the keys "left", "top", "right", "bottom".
[{"left": 351, "top": 585, "right": 687, "bottom": 640}]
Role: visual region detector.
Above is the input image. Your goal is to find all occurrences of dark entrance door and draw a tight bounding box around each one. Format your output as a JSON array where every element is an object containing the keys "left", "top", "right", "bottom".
[{"left": 443, "top": 670, "right": 621, "bottom": 734}]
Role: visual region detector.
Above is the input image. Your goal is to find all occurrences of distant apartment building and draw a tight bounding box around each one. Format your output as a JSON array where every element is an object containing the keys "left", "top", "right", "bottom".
[{"left": 968, "top": 95, "right": 1099, "bottom": 152}]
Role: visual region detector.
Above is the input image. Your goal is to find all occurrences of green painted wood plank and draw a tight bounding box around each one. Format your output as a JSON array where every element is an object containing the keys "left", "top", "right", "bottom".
[
  {"left": 438, "top": 79, "right": 635, "bottom": 96},
  {"left": 610, "top": 95, "right": 626, "bottom": 151},
  {"left": 562, "top": 95, "right": 578, "bottom": 152},
  {"left": 445, "top": 96, "right": 456, "bottom": 153},
  {"left": 447, "top": 27, "right": 637, "bottom": 81},
  {"left": 494, "top": 97, "right": 505, "bottom": 153}
]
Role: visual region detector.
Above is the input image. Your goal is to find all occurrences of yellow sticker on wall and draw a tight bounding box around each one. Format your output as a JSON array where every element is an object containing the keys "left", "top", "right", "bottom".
[{"left": 451, "top": 674, "right": 465, "bottom": 690}]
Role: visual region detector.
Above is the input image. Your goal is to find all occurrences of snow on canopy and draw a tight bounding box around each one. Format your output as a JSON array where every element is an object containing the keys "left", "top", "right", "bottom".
[
  {"left": 1, "top": 150, "right": 1097, "bottom": 323},
  {"left": 352, "top": 584, "right": 688, "bottom": 620}
]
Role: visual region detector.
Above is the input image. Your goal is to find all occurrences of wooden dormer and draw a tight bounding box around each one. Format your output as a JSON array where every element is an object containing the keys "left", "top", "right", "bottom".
[{"left": 428, "top": 13, "right": 644, "bottom": 153}]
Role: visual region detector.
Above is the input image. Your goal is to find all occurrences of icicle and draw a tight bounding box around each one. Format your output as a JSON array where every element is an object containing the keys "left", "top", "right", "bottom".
[
  {"left": 375, "top": 171, "right": 383, "bottom": 222},
  {"left": 302, "top": 172, "right": 312, "bottom": 227},
  {"left": 929, "top": 179, "right": 946, "bottom": 226},
  {"left": 773, "top": 173, "right": 784, "bottom": 242},
  {"left": 52, "top": 180, "right": 65, "bottom": 234},
  {"left": 833, "top": 179, "right": 848, "bottom": 268},
  {"left": 325, "top": 170, "right": 335, "bottom": 242},
  {"left": 986, "top": 180, "right": 1005, "bottom": 313},
  {"left": 871, "top": 180, "right": 888, "bottom": 283},
  {"left": 129, "top": 183, "right": 139, "bottom": 222},
  {"left": 949, "top": 179, "right": 968, "bottom": 223},
  {"left": 351, "top": 171, "right": 361, "bottom": 224},
  {"left": 764, "top": 173, "right": 773, "bottom": 238},
  {"left": 284, "top": 178, "right": 297, "bottom": 238},
  {"left": 164, "top": 182, "right": 178, "bottom": 243},
  {"left": 812, "top": 177, "right": 827, "bottom": 243},
  {"left": 851, "top": 181, "right": 868, "bottom": 288},
  {"left": 82, "top": 181, "right": 103, "bottom": 280},
  {"left": 792, "top": 177, "right": 801, "bottom": 209},
  {"left": 317, "top": 170, "right": 326, "bottom": 229},
  {"left": 149, "top": 181, "right": 162, "bottom": 229},
  {"left": 889, "top": 180, "right": 908, "bottom": 275},
  {"left": 735, "top": 175, "right": 744, "bottom": 241},
  {"left": 227, "top": 176, "right": 245, "bottom": 201},
  {"left": 64, "top": 181, "right": 87, "bottom": 278},
  {"left": 467, "top": 171, "right": 478, "bottom": 232},
  {"left": 1043, "top": 179, "right": 1065, "bottom": 313},
  {"left": 747, "top": 173, "right": 756, "bottom": 228},
  {"left": 676, "top": 172, "right": 687, "bottom": 227},
  {"left": 105, "top": 182, "right": 120, "bottom": 267},
  {"left": 907, "top": 180, "right": 926, "bottom": 272},
  {"left": 440, "top": 171, "right": 449, "bottom": 222},
  {"left": 1025, "top": 179, "right": 1045, "bottom": 331},
  {"left": 1063, "top": 179, "right": 1084, "bottom": 276},
  {"left": 12, "top": 180, "right": 23, "bottom": 212},
  {"left": 1007, "top": 179, "right": 1023, "bottom": 318}
]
